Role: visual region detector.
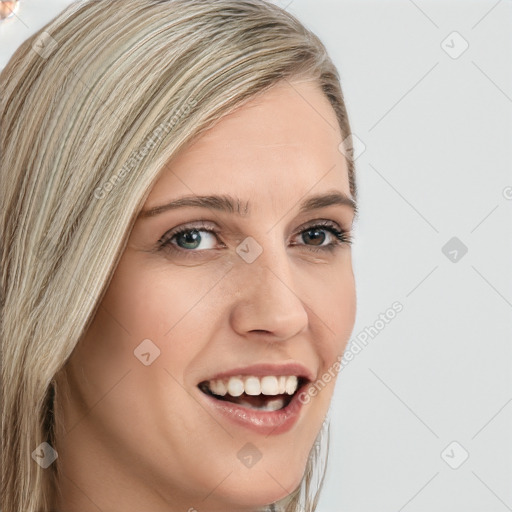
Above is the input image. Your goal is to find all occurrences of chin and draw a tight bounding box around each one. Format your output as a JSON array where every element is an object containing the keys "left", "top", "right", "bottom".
[
  {"left": 212, "top": 463, "right": 305, "bottom": 510},
  {"left": 215, "top": 488, "right": 293, "bottom": 512}
]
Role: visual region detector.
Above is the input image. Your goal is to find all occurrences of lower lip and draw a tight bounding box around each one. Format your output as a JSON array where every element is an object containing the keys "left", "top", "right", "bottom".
[{"left": 198, "top": 387, "right": 307, "bottom": 435}]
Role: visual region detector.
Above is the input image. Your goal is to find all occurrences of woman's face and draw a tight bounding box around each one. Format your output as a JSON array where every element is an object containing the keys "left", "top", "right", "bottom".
[{"left": 56, "top": 78, "right": 357, "bottom": 512}]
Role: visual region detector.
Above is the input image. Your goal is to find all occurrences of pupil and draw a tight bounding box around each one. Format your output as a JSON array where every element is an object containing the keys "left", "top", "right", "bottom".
[
  {"left": 304, "top": 229, "right": 325, "bottom": 246},
  {"left": 178, "top": 230, "right": 201, "bottom": 249}
]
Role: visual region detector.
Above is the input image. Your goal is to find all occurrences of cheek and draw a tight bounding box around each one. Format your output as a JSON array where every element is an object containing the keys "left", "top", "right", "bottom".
[
  {"left": 100, "top": 251, "right": 230, "bottom": 342},
  {"left": 99, "top": 266, "right": 177, "bottom": 340},
  {"left": 64, "top": 258, "right": 191, "bottom": 411},
  {"left": 310, "top": 261, "right": 356, "bottom": 360},
  {"left": 336, "top": 279, "right": 357, "bottom": 353},
  {"left": 83, "top": 255, "right": 226, "bottom": 404},
  {"left": 306, "top": 264, "right": 356, "bottom": 410}
]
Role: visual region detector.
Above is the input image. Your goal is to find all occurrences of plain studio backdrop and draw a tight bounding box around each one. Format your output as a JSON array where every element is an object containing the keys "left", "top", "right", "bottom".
[{"left": 1, "top": 1, "right": 511, "bottom": 511}]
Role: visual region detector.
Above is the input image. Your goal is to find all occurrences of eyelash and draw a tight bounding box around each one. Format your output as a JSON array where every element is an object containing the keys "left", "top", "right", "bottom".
[{"left": 157, "top": 220, "right": 352, "bottom": 258}]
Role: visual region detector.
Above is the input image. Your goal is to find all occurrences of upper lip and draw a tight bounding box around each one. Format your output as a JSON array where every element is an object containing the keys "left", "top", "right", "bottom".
[{"left": 198, "top": 362, "right": 315, "bottom": 384}]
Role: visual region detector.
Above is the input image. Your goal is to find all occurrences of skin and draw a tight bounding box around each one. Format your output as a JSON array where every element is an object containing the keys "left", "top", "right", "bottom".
[{"left": 54, "top": 77, "right": 357, "bottom": 512}]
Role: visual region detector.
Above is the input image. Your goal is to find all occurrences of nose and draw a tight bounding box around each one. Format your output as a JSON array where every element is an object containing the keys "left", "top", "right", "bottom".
[{"left": 229, "top": 245, "right": 309, "bottom": 342}]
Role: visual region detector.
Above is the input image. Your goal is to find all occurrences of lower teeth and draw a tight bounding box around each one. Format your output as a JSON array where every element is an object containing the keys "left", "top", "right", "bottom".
[{"left": 236, "top": 397, "right": 286, "bottom": 411}]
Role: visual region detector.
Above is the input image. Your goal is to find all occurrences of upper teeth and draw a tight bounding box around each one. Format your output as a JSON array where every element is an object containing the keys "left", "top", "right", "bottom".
[{"left": 207, "top": 375, "right": 299, "bottom": 397}]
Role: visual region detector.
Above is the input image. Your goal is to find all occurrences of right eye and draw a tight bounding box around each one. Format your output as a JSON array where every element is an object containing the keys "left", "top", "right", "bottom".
[
  {"left": 163, "top": 228, "right": 218, "bottom": 251},
  {"left": 157, "top": 220, "right": 225, "bottom": 258}
]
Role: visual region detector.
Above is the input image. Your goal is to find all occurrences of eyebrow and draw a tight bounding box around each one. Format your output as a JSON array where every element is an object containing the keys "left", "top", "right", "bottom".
[{"left": 138, "top": 189, "right": 357, "bottom": 219}]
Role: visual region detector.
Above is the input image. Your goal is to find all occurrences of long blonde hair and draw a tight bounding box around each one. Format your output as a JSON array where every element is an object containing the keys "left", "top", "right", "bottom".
[{"left": 0, "top": 1, "right": 356, "bottom": 511}]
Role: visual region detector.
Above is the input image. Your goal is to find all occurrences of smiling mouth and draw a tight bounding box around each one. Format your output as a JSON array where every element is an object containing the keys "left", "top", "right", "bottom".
[{"left": 198, "top": 375, "right": 309, "bottom": 412}]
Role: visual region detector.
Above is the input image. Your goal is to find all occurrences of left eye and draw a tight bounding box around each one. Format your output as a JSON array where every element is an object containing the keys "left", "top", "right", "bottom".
[{"left": 158, "top": 221, "right": 352, "bottom": 256}]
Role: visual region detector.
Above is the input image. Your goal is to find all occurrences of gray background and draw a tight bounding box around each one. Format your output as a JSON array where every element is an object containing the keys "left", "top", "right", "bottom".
[{"left": 1, "top": 1, "right": 511, "bottom": 511}]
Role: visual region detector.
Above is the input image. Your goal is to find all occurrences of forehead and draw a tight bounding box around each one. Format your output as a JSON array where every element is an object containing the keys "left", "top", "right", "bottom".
[{"left": 144, "top": 79, "right": 351, "bottom": 211}]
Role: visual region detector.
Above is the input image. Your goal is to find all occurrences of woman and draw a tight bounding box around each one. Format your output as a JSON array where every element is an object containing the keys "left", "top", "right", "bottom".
[{"left": 0, "top": 1, "right": 358, "bottom": 511}]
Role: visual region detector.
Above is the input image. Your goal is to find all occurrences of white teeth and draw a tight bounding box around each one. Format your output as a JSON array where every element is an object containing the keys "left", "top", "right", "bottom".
[
  {"left": 206, "top": 375, "right": 300, "bottom": 397},
  {"left": 261, "top": 376, "right": 279, "bottom": 395},
  {"left": 227, "top": 377, "right": 244, "bottom": 397},
  {"left": 209, "top": 379, "right": 227, "bottom": 396},
  {"left": 244, "top": 376, "right": 261, "bottom": 396},
  {"left": 237, "top": 397, "right": 286, "bottom": 412},
  {"left": 285, "top": 376, "right": 298, "bottom": 395},
  {"left": 278, "top": 376, "right": 286, "bottom": 394}
]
